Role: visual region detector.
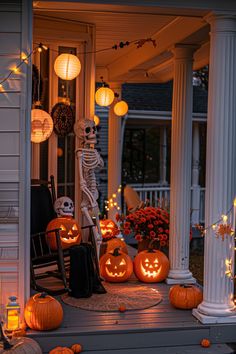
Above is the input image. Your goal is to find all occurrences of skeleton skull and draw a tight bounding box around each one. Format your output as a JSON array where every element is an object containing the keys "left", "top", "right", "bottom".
[
  {"left": 74, "top": 118, "right": 97, "bottom": 147},
  {"left": 54, "top": 196, "right": 74, "bottom": 217}
]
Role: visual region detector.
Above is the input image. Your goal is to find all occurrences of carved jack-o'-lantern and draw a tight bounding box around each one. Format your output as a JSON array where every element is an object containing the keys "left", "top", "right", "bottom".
[
  {"left": 100, "top": 248, "right": 133, "bottom": 283},
  {"left": 46, "top": 216, "right": 81, "bottom": 250},
  {"left": 100, "top": 219, "right": 119, "bottom": 239},
  {"left": 134, "top": 249, "right": 169, "bottom": 283}
]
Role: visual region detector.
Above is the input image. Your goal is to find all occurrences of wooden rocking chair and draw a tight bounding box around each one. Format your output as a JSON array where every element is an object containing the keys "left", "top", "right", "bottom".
[{"left": 30, "top": 176, "right": 68, "bottom": 295}]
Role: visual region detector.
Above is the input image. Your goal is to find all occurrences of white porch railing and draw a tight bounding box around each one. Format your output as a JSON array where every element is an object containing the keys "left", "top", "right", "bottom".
[{"left": 123, "top": 184, "right": 205, "bottom": 225}]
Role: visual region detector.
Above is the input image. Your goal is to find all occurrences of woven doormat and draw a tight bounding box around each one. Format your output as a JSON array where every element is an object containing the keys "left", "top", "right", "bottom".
[{"left": 61, "top": 282, "right": 162, "bottom": 312}]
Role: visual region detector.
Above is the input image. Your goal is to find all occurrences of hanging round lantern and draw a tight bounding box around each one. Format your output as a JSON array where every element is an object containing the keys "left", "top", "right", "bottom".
[
  {"left": 31, "top": 108, "right": 53, "bottom": 143},
  {"left": 54, "top": 53, "right": 81, "bottom": 81},
  {"left": 94, "top": 115, "right": 100, "bottom": 126},
  {"left": 95, "top": 87, "right": 114, "bottom": 107},
  {"left": 114, "top": 100, "right": 128, "bottom": 116}
]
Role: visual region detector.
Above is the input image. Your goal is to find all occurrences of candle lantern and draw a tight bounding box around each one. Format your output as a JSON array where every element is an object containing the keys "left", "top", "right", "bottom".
[{"left": 6, "top": 296, "right": 20, "bottom": 331}]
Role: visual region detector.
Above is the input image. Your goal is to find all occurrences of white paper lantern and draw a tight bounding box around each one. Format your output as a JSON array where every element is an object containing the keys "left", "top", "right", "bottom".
[
  {"left": 31, "top": 109, "right": 53, "bottom": 143},
  {"left": 114, "top": 100, "right": 129, "bottom": 116},
  {"left": 95, "top": 87, "right": 114, "bottom": 106},
  {"left": 54, "top": 53, "right": 81, "bottom": 80}
]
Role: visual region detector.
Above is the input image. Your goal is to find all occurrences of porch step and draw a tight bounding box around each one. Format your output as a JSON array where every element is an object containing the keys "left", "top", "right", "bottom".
[
  {"left": 39, "top": 343, "right": 233, "bottom": 354},
  {"left": 82, "top": 344, "right": 234, "bottom": 354}
]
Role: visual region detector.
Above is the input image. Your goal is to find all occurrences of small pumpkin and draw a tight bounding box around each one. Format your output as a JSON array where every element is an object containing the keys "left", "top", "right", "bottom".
[
  {"left": 49, "top": 348, "right": 73, "bottom": 354},
  {"left": 118, "top": 304, "right": 126, "bottom": 313},
  {"left": 169, "top": 284, "right": 203, "bottom": 309},
  {"left": 100, "top": 237, "right": 128, "bottom": 258},
  {"left": 24, "top": 293, "right": 63, "bottom": 331},
  {"left": 0, "top": 323, "right": 42, "bottom": 354},
  {"left": 133, "top": 249, "right": 169, "bottom": 283},
  {"left": 71, "top": 344, "right": 82, "bottom": 353},
  {"left": 100, "top": 219, "right": 119, "bottom": 239},
  {"left": 46, "top": 216, "right": 81, "bottom": 250},
  {"left": 100, "top": 248, "right": 133, "bottom": 282},
  {"left": 200, "top": 338, "right": 211, "bottom": 348}
]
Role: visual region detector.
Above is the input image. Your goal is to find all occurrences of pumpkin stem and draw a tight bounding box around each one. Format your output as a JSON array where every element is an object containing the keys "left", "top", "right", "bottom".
[
  {"left": 0, "top": 321, "right": 13, "bottom": 349},
  {"left": 180, "top": 284, "right": 192, "bottom": 288},
  {"left": 39, "top": 292, "right": 48, "bottom": 298},
  {"left": 111, "top": 247, "right": 121, "bottom": 256},
  {"left": 147, "top": 240, "right": 156, "bottom": 253}
]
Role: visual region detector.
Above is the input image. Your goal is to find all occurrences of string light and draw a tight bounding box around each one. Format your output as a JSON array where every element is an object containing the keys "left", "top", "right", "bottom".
[
  {"left": 0, "top": 43, "right": 47, "bottom": 93},
  {"left": 105, "top": 185, "right": 123, "bottom": 213},
  {"left": 0, "top": 37, "right": 155, "bottom": 93}
]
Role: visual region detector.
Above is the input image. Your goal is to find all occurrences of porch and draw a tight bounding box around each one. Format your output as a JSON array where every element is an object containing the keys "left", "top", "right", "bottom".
[{"left": 28, "top": 282, "right": 235, "bottom": 353}]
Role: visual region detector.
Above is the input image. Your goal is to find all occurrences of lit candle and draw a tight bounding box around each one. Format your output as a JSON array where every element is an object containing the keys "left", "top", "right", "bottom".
[
  {"left": 6, "top": 296, "right": 20, "bottom": 331},
  {"left": 7, "top": 310, "right": 19, "bottom": 330}
]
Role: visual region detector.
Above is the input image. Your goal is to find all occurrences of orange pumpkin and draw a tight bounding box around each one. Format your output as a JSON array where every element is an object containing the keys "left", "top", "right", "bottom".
[
  {"left": 100, "top": 237, "right": 128, "bottom": 258},
  {"left": 24, "top": 293, "right": 63, "bottom": 331},
  {"left": 46, "top": 216, "right": 81, "bottom": 250},
  {"left": 49, "top": 348, "right": 73, "bottom": 354},
  {"left": 133, "top": 249, "right": 169, "bottom": 283},
  {"left": 118, "top": 303, "right": 126, "bottom": 313},
  {"left": 71, "top": 344, "right": 83, "bottom": 353},
  {"left": 100, "top": 219, "right": 119, "bottom": 239},
  {"left": 169, "top": 284, "right": 203, "bottom": 309},
  {"left": 100, "top": 248, "right": 133, "bottom": 282},
  {"left": 200, "top": 338, "right": 211, "bottom": 348}
]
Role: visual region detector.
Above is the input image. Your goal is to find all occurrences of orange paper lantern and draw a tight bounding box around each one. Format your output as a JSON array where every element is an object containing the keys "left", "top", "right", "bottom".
[
  {"left": 95, "top": 87, "right": 114, "bottom": 106},
  {"left": 114, "top": 100, "right": 128, "bottom": 116}
]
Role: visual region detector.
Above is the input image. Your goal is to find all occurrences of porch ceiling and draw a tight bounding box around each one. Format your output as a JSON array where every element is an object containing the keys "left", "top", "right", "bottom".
[{"left": 33, "top": 1, "right": 210, "bottom": 83}]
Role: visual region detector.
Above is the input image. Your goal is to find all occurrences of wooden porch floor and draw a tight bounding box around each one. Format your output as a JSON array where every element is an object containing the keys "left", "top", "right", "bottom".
[{"left": 28, "top": 282, "right": 236, "bottom": 354}]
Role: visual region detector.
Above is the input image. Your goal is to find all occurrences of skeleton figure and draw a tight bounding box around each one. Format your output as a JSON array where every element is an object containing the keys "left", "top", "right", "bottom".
[
  {"left": 54, "top": 196, "right": 74, "bottom": 217},
  {"left": 74, "top": 118, "right": 103, "bottom": 257}
]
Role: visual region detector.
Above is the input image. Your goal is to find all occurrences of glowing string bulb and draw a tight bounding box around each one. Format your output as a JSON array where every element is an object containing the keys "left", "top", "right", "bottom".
[
  {"left": 222, "top": 214, "right": 228, "bottom": 223},
  {"left": 112, "top": 193, "right": 117, "bottom": 198}
]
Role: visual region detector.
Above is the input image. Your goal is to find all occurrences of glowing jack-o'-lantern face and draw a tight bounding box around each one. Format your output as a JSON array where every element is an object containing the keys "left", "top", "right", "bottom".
[
  {"left": 134, "top": 249, "right": 169, "bottom": 283},
  {"left": 100, "top": 248, "right": 133, "bottom": 283},
  {"left": 46, "top": 216, "right": 81, "bottom": 250},
  {"left": 140, "top": 257, "right": 161, "bottom": 279},
  {"left": 100, "top": 219, "right": 119, "bottom": 239}
]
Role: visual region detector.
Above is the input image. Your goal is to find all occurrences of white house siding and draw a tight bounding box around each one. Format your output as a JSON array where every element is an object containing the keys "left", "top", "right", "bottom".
[{"left": 0, "top": 0, "right": 32, "bottom": 309}]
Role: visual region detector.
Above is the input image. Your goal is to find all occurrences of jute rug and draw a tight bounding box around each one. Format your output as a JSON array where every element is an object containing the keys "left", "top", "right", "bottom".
[{"left": 61, "top": 282, "right": 162, "bottom": 312}]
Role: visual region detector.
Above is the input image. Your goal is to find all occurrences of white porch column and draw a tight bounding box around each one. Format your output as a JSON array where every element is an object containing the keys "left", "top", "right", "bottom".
[
  {"left": 193, "top": 13, "right": 236, "bottom": 323},
  {"left": 108, "top": 83, "right": 122, "bottom": 221},
  {"left": 191, "top": 122, "right": 201, "bottom": 225},
  {"left": 167, "top": 45, "right": 196, "bottom": 284},
  {"left": 159, "top": 125, "right": 168, "bottom": 185}
]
